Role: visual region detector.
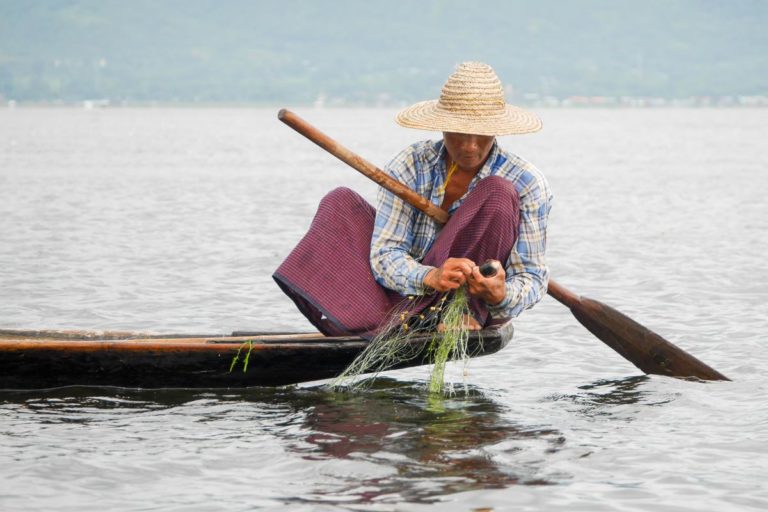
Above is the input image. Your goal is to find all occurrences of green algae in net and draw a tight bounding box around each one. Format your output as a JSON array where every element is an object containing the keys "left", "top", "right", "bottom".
[{"left": 330, "top": 286, "right": 475, "bottom": 395}]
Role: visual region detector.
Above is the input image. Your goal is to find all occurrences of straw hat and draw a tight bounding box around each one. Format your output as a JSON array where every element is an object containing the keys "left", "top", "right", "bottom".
[{"left": 396, "top": 62, "right": 542, "bottom": 136}]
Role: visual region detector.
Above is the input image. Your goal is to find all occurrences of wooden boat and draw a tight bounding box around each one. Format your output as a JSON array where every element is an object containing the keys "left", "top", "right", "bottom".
[{"left": 0, "top": 320, "right": 513, "bottom": 390}]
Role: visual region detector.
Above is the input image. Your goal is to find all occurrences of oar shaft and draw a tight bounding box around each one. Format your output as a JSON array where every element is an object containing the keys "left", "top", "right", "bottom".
[
  {"left": 546, "top": 279, "right": 580, "bottom": 307},
  {"left": 278, "top": 109, "right": 449, "bottom": 224}
]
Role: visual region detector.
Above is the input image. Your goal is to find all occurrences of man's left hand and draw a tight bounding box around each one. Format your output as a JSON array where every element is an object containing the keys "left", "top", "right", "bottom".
[{"left": 466, "top": 260, "right": 506, "bottom": 306}]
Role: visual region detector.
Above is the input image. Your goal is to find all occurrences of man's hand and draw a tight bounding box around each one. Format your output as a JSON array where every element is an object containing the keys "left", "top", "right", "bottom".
[
  {"left": 467, "top": 259, "right": 506, "bottom": 305},
  {"left": 423, "top": 257, "right": 475, "bottom": 292}
]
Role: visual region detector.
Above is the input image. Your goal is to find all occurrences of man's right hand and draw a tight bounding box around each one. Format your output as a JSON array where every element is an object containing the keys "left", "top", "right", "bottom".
[{"left": 423, "top": 257, "right": 475, "bottom": 292}]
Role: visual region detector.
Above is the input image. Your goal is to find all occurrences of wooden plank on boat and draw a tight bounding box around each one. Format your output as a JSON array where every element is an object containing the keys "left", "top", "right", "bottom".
[{"left": 0, "top": 320, "right": 514, "bottom": 390}]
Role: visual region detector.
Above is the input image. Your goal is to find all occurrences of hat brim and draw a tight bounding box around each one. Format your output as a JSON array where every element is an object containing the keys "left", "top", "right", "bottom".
[{"left": 395, "top": 100, "right": 542, "bottom": 136}]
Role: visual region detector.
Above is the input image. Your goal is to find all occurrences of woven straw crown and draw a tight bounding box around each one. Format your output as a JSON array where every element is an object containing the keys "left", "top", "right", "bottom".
[{"left": 396, "top": 62, "right": 542, "bottom": 136}]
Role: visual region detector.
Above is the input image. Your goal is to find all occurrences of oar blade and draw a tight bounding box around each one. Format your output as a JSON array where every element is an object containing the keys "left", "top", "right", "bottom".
[{"left": 571, "top": 296, "right": 729, "bottom": 381}]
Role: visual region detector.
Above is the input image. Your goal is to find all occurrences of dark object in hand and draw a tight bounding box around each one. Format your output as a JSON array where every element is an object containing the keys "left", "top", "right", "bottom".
[{"left": 479, "top": 260, "right": 498, "bottom": 278}]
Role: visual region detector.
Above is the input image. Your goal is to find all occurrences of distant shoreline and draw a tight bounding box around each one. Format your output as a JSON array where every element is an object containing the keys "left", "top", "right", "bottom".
[{"left": 4, "top": 97, "right": 768, "bottom": 110}]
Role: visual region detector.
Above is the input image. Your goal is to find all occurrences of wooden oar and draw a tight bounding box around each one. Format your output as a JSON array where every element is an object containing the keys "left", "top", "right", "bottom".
[{"left": 278, "top": 108, "right": 729, "bottom": 381}]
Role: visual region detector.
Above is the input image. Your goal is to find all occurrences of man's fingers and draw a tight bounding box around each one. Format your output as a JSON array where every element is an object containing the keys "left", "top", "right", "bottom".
[
  {"left": 441, "top": 278, "right": 460, "bottom": 290},
  {"left": 434, "top": 259, "right": 487, "bottom": 290},
  {"left": 444, "top": 258, "right": 475, "bottom": 276}
]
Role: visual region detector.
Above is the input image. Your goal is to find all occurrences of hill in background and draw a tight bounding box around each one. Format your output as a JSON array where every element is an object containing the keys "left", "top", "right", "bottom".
[{"left": 1, "top": 0, "right": 766, "bottom": 105}]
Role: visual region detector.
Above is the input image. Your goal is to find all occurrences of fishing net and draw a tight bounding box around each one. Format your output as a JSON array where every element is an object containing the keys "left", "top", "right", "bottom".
[{"left": 329, "top": 286, "right": 474, "bottom": 395}]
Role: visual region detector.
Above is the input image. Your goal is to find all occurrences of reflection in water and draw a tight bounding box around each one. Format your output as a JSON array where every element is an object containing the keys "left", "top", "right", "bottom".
[
  {"left": 548, "top": 375, "right": 675, "bottom": 419},
  {"left": 1, "top": 381, "right": 566, "bottom": 506},
  {"left": 281, "top": 379, "right": 564, "bottom": 505}
]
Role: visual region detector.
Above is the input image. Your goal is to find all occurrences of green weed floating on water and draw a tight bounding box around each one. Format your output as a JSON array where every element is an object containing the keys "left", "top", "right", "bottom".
[{"left": 330, "top": 286, "right": 474, "bottom": 395}]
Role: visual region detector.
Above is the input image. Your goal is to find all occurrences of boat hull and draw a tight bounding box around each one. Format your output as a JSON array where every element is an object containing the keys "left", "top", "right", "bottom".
[{"left": 0, "top": 321, "right": 513, "bottom": 390}]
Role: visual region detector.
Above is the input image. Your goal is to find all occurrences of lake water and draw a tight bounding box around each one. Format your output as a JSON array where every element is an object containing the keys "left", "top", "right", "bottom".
[{"left": 1, "top": 107, "right": 767, "bottom": 511}]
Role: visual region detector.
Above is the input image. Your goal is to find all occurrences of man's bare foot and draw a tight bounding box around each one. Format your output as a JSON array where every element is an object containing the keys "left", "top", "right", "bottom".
[{"left": 437, "top": 314, "right": 481, "bottom": 332}]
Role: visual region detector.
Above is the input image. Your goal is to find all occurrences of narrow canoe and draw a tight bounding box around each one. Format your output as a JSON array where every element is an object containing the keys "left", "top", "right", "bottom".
[{"left": 0, "top": 320, "right": 513, "bottom": 390}]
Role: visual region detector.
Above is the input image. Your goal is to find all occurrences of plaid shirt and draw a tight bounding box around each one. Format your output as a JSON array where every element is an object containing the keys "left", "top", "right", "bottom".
[{"left": 370, "top": 139, "right": 553, "bottom": 319}]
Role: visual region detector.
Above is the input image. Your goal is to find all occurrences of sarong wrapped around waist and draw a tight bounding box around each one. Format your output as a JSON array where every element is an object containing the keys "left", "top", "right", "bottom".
[{"left": 273, "top": 176, "right": 520, "bottom": 338}]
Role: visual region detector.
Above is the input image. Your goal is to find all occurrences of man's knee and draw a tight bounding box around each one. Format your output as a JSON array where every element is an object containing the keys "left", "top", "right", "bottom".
[
  {"left": 476, "top": 175, "right": 516, "bottom": 194},
  {"left": 318, "top": 187, "right": 375, "bottom": 221},
  {"left": 474, "top": 176, "right": 520, "bottom": 213},
  {"left": 321, "top": 186, "right": 361, "bottom": 206}
]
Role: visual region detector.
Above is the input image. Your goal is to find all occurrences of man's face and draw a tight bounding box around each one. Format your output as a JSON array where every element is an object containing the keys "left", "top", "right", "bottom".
[{"left": 442, "top": 132, "right": 495, "bottom": 171}]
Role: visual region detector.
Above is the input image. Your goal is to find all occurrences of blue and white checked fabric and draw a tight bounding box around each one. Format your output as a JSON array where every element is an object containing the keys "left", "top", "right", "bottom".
[{"left": 370, "top": 139, "right": 553, "bottom": 318}]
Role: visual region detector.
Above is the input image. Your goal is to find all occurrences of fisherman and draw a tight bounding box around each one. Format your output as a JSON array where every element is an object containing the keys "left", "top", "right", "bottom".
[{"left": 274, "top": 62, "right": 552, "bottom": 337}]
